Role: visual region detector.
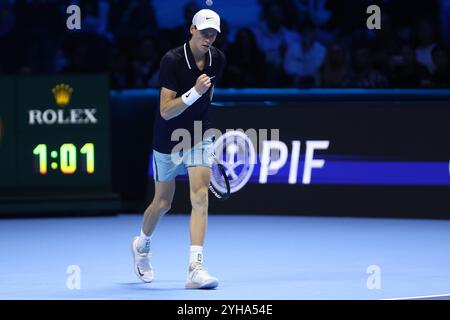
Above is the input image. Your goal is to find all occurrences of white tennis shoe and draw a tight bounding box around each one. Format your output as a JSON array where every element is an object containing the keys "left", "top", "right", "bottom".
[
  {"left": 131, "top": 236, "right": 154, "bottom": 283},
  {"left": 185, "top": 263, "right": 219, "bottom": 289}
]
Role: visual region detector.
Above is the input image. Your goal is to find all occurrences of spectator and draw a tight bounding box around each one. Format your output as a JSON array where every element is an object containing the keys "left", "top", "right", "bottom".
[
  {"left": 366, "top": 12, "right": 401, "bottom": 73},
  {"left": 316, "top": 42, "right": 351, "bottom": 87},
  {"left": 430, "top": 45, "right": 450, "bottom": 87},
  {"left": 62, "top": 32, "right": 112, "bottom": 73},
  {"left": 253, "top": 3, "right": 300, "bottom": 64},
  {"left": 171, "top": 1, "right": 201, "bottom": 46},
  {"left": 388, "top": 44, "right": 430, "bottom": 88},
  {"left": 284, "top": 22, "right": 326, "bottom": 87},
  {"left": 265, "top": 0, "right": 330, "bottom": 30},
  {"left": 212, "top": 19, "right": 230, "bottom": 56},
  {"left": 108, "top": 48, "right": 128, "bottom": 89},
  {"left": 156, "top": 28, "right": 177, "bottom": 59},
  {"left": 326, "top": 0, "right": 369, "bottom": 37},
  {"left": 0, "top": 0, "right": 449, "bottom": 90},
  {"left": 295, "top": 0, "right": 331, "bottom": 28},
  {"left": 79, "top": 0, "right": 112, "bottom": 39},
  {"left": 349, "top": 44, "right": 388, "bottom": 88},
  {"left": 109, "top": 0, "right": 134, "bottom": 35},
  {"left": 116, "top": 0, "right": 158, "bottom": 39},
  {"left": 415, "top": 20, "right": 439, "bottom": 73},
  {"left": 222, "top": 28, "right": 265, "bottom": 88},
  {"left": 253, "top": 3, "right": 300, "bottom": 86},
  {"left": 128, "top": 37, "right": 159, "bottom": 88}
]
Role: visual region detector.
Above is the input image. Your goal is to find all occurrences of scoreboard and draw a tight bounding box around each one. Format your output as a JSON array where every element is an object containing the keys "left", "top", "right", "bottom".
[{"left": 0, "top": 75, "right": 118, "bottom": 214}]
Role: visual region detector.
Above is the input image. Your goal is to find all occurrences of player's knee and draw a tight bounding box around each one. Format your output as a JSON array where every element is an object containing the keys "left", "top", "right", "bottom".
[
  {"left": 153, "top": 199, "right": 171, "bottom": 215},
  {"left": 190, "top": 188, "right": 208, "bottom": 209}
]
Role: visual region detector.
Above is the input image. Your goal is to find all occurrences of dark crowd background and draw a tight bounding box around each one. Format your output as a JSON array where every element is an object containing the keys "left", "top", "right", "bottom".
[{"left": 1, "top": 0, "right": 450, "bottom": 89}]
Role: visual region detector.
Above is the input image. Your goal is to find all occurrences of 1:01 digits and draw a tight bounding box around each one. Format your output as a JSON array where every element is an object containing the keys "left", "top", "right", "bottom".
[{"left": 33, "top": 143, "right": 95, "bottom": 175}]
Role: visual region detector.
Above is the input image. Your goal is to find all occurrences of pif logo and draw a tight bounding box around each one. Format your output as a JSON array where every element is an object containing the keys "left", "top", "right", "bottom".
[{"left": 52, "top": 83, "right": 74, "bottom": 107}]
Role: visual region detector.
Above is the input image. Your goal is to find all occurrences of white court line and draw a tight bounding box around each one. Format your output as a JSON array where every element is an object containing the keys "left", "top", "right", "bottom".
[{"left": 384, "top": 293, "right": 450, "bottom": 300}]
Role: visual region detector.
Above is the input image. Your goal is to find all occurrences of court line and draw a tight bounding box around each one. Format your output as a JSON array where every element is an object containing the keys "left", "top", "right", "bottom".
[{"left": 384, "top": 293, "right": 450, "bottom": 300}]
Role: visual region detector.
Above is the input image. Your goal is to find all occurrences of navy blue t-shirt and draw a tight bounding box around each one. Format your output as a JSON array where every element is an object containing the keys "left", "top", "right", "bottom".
[{"left": 153, "top": 43, "right": 226, "bottom": 153}]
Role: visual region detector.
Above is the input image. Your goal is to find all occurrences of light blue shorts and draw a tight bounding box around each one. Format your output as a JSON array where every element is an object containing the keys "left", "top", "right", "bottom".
[{"left": 152, "top": 137, "right": 214, "bottom": 182}]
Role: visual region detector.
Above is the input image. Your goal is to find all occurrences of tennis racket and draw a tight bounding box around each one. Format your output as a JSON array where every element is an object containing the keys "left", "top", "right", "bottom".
[
  {"left": 207, "top": 130, "right": 256, "bottom": 200},
  {"left": 209, "top": 153, "right": 231, "bottom": 201}
]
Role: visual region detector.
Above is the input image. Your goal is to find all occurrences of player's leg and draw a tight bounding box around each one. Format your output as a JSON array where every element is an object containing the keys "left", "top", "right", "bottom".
[
  {"left": 185, "top": 165, "right": 218, "bottom": 289},
  {"left": 188, "top": 166, "right": 210, "bottom": 247},
  {"left": 131, "top": 180, "right": 175, "bottom": 283},
  {"left": 141, "top": 180, "right": 176, "bottom": 238},
  {"left": 184, "top": 137, "right": 214, "bottom": 246},
  {"left": 132, "top": 150, "right": 178, "bottom": 283}
]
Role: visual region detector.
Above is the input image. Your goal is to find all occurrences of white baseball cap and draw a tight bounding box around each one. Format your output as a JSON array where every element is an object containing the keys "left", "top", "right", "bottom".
[{"left": 192, "top": 9, "right": 221, "bottom": 33}]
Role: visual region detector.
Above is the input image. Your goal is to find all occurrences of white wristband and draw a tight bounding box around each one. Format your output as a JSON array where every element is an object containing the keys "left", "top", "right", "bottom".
[{"left": 181, "top": 87, "right": 202, "bottom": 106}]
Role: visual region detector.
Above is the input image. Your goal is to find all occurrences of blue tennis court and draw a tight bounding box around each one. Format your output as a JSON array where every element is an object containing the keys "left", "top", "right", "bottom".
[{"left": 1, "top": 214, "right": 449, "bottom": 300}]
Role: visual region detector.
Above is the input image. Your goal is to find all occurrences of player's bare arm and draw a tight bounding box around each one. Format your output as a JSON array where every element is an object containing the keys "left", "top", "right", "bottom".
[{"left": 160, "top": 74, "right": 212, "bottom": 120}]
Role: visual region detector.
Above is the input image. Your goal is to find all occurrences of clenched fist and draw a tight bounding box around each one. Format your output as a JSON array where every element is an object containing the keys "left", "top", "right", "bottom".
[{"left": 194, "top": 74, "right": 212, "bottom": 95}]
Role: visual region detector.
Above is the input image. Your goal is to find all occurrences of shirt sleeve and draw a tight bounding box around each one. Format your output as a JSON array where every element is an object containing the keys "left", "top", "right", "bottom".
[{"left": 158, "top": 53, "right": 179, "bottom": 92}]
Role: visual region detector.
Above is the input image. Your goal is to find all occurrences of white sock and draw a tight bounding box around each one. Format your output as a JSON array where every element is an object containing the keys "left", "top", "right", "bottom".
[
  {"left": 137, "top": 229, "right": 152, "bottom": 253},
  {"left": 189, "top": 245, "right": 203, "bottom": 266}
]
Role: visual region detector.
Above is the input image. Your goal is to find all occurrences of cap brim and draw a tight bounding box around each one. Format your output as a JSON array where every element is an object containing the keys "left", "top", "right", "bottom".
[{"left": 196, "top": 23, "right": 221, "bottom": 33}]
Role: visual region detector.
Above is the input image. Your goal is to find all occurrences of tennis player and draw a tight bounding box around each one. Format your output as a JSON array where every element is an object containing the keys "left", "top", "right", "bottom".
[{"left": 131, "top": 9, "right": 226, "bottom": 289}]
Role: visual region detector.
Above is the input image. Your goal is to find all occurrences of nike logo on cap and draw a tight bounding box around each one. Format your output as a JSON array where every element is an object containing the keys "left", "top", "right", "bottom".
[{"left": 206, "top": 17, "right": 212, "bottom": 20}]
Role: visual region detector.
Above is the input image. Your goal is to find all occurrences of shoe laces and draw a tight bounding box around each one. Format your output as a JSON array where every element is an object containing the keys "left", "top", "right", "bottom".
[
  {"left": 142, "top": 238, "right": 151, "bottom": 252},
  {"left": 137, "top": 238, "right": 151, "bottom": 255},
  {"left": 190, "top": 262, "right": 207, "bottom": 274}
]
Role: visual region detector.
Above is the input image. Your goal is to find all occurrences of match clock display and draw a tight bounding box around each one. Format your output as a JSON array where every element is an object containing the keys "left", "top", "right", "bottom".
[
  {"left": 0, "top": 75, "right": 118, "bottom": 213},
  {"left": 33, "top": 143, "right": 95, "bottom": 175},
  {"left": 17, "top": 132, "right": 111, "bottom": 187}
]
